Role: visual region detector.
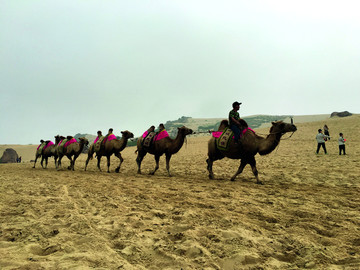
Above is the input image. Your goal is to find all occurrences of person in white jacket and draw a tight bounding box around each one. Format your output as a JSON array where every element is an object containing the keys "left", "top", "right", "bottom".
[
  {"left": 316, "top": 129, "right": 330, "bottom": 154},
  {"left": 338, "top": 133, "right": 346, "bottom": 155}
]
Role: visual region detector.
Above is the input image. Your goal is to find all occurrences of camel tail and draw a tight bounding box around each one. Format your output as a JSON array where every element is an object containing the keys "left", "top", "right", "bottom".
[{"left": 135, "top": 150, "right": 138, "bottom": 154}]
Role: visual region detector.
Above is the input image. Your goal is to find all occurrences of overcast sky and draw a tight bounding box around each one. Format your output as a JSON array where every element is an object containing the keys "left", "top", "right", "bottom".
[{"left": 1, "top": 0, "right": 359, "bottom": 144}]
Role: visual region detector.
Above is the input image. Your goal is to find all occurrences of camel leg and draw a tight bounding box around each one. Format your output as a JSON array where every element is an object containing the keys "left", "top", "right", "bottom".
[
  {"left": 206, "top": 158, "right": 215, "bottom": 179},
  {"left": 54, "top": 156, "right": 58, "bottom": 168},
  {"left": 106, "top": 155, "right": 111, "bottom": 173},
  {"left": 150, "top": 155, "right": 160, "bottom": 175},
  {"left": 44, "top": 157, "right": 48, "bottom": 169},
  {"left": 33, "top": 154, "right": 40, "bottom": 168},
  {"left": 114, "top": 153, "right": 123, "bottom": 173},
  {"left": 72, "top": 155, "right": 79, "bottom": 171},
  {"left": 96, "top": 156, "right": 103, "bottom": 172},
  {"left": 85, "top": 150, "right": 94, "bottom": 171},
  {"left": 57, "top": 155, "right": 63, "bottom": 170},
  {"left": 230, "top": 159, "right": 247, "bottom": 181},
  {"left": 207, "top": 142, "right": 225, "bottom": 179},
  {"left": 136, "top": 151, "right": 147, "bottom": 174},
  {"left": 85, "top": 156, "right": 90, "bottom": 171},
  {"left": 165, "top": 154, "right": 172, "bottom": 177},
  {"left": 40, "top": 156, "right": 45, "bottom": 169},
  {"left": 67, "top": 155, "right": 73, "bottom": 170},
  {"left": 206, "top": 155, "right": 224, "bottom": 180},
  {"left": 248, "top": 156, "right": 261, "bottom": 184}
]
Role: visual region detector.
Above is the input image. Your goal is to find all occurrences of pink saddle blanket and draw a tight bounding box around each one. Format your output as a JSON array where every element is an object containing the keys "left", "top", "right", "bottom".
[
  {"left": 107, "top": 134, "right": 116, "bottom": 141},
  {"left": 212, "top": 127, "right": 255, "bottom": 138},
  {"left": 64, "top": 138, "right": 77, "bottom": 147},
  {"left": 103, "top": 134, "right": 117, "bottom": 144},
  {"left": 43, "top": 141, "right": 54, "bottom": 150},
  {"left": 142, "top": 130, "right": 169, "bottom": 141}
]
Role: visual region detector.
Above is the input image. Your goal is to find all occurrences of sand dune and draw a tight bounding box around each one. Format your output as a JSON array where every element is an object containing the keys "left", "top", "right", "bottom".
[{"left": 1, "top": 115, "right": 359, "bottom": 269}]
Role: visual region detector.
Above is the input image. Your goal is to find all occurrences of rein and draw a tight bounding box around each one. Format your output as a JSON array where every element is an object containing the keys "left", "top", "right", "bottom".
[{"left": 280, "top": 131, "right": 296, "bottom": 140}]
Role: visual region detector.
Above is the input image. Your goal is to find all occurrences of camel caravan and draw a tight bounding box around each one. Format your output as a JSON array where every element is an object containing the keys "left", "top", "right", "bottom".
[{"left": 32, "top": 118, "right": 297, "bottom": 184}]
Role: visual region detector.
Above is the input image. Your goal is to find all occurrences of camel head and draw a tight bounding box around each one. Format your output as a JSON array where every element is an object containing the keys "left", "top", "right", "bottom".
[
  {"left": 270, "top": 121, "right": 297, "bottom": 135},
  {"left": 121, "top": 130, "right": 134, "bottom": 139},
  {"left": 54, "top": 135, "right": 61, "bottom": 144},
  {"left": 178, "top": 126, "right": 193, "bottom": 136},
  {"left": 78, "top": 137, "right": 89, "bottom": 146},
  {"left": 55, "top": 135, "right": 66, "bottom": 144}
]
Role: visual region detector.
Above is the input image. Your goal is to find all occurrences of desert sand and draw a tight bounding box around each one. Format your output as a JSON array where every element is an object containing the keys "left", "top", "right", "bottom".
[{"left": 1, "top": 115, "right": 359, "bottom": 269}]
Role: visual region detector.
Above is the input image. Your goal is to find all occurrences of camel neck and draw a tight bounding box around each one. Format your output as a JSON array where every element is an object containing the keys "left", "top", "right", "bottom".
[
  {"left": 171, "top": 131, "right": 186, "bottom": 153},
  {"left": 258, "top": 132, "right": 282, "bottom": 155}
]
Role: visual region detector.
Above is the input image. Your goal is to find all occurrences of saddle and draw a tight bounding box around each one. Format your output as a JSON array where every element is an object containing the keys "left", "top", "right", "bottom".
[
  {"left": 141, "top": 128, "right": 169, "bottom": 148},
  {"left": 37, "top": 143, "right": 46, "bottom": 154},
  {"left": 57, "top": 138, "right": 77, "bottom": 154},
  {"left": 143, "top": 132, "right": 156, "bottom": 148},
  {"left": 216, "top": 127, "right": 233, "bottom": 151},
  {"left": 43, "top": 141, "right": 54, "bottom": 151},
  {"left": 94, "top": 136, "right": 105, "bottom": 152},
  {"left": 57, "top": 139, "right": 68, "bottom": 155}
]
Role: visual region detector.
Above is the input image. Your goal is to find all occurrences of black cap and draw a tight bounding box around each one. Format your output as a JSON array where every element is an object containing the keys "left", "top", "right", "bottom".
[
  {"left": 232, "top": 101, "right": 242, "bottom": 108},
  {"left": 318, "top": 129, "right": 322, "bottom": 132}
]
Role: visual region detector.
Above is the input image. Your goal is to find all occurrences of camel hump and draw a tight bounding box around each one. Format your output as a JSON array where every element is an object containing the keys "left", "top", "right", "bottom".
[
  {"left": 239, "top": 119, "right": 248, "bottom": 128},
  {"left": 66, "top": 136, "right": 74, "bottom": 140},
  {"left": 147, "top": 126, "right": 155, "bottom": 132},
  {"left": 217, "top": 120, "right": 229, "bottom": 131}
]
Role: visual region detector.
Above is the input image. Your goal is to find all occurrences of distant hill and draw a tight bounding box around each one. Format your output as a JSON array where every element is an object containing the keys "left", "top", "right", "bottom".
[
  {"left": 163, "top": 115, "right": 293, "bottom": 136},
  {"left": 75, "top": 114, "right": 334, "bottom": 145}
]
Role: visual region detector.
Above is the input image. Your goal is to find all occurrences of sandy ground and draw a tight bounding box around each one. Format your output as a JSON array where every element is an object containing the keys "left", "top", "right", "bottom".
[{"left": 1, "top": 115, "right": 360, "bottom": 269}]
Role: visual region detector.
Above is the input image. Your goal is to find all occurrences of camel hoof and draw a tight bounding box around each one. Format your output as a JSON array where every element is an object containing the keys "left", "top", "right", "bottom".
[
  {"left": 257, "top": 181, "right": 264, "bottom": 185},
  {"left": 230, "top": 178, "right": 236, "bottom": 181},
  {"left": 115, "top": 168, "right": 120, "bottom": 173},
  {"left": 149, "top": 172, "right": 155, "bottom": 175}
]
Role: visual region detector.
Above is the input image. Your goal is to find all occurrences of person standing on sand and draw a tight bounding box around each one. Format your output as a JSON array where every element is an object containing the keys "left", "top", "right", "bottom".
[
  {"left": 316, "top": 129, "right": 330, "bottom": 154},
  {"left": 323, "top": 124, "right": 330, "bottom": 140},
  {"left": 338, "top": 132, "right": 346, "bottom": 155}
]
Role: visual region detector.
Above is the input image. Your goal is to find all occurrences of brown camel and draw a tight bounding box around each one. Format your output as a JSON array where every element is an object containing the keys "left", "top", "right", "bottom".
[
  {"left": 32, "top": 140, "right": 45, "bottom": 168},
  {"left": 57, "top": 137, "right": 89, "bottom": 170},
  {"left": 40, "top": 136, "right": 61, "bottom": 169},
  {"left": 207, "top": 120, "right": 297, "bottom": 184},
  {"left": 85, "top": 130, "right": 134, "bottom": 173},
  {"left": 136, "top": 126, "right": 193, "bottom": 176}
]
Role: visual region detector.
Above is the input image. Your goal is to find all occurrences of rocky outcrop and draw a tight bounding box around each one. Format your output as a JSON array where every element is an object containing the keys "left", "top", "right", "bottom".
[
  {"left": 330, "top": 111, "right": 352, "bottom": 118},
  {"left": 0, "top": 148, "right": 19, "bottom": 163}
]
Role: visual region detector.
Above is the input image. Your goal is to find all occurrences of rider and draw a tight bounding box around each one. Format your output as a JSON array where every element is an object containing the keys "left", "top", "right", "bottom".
[
  {"left": 229, "top": 101, "right": 243, "bottom": 143},
  {"left": 94, "top": 130, "right": 103, "bottom": 144}
]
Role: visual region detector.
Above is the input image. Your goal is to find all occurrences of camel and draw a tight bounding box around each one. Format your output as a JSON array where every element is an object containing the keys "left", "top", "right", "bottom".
[
  {"left": 207, "top": 120, "right": 297, "bottom": 184},
  {"left": 57, "top": 137, "right": 89, "bottom": 171},
  {"left": 85, "top": 130, "right": 134, "bottom": 173},
  {"left": 136, "top": 126, "right": 193, "bottom": 176},
  {"left": 40, "top": 136, "right": 61, "bottom": 169}
]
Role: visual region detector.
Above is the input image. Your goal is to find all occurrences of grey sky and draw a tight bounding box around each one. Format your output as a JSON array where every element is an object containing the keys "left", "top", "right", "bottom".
[{"left": 1, "top": 0, "right": 359, "bottom": 144}]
